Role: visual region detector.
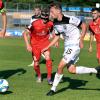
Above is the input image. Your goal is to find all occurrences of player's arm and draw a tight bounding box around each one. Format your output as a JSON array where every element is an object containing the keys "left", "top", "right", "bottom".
[
  {"left": 50, "top": 30, "right": 59, "bottom": 48},
  {"left": 22, "top": 29, "right": 32, "bottom": 52},
  {"left": 88, "top": 32, "right": 94, "bottom": 53},
  {"left": 69, "top": 16, "right": 87, "bottom": 48},
  {"left": 42, "top": 35, "right": 60, "bottom": 52},
  {"left": 0, "top": 12, "right": 7, "bottom": 37},
  {"left": 79, "top": 22, "right": 87, "bottom": 48},
  {"left": 0, "top": 2, "right": 7, "bottom": 37},
  {"left": 88, "top": 25, "right": 94, "bottom": 52}
]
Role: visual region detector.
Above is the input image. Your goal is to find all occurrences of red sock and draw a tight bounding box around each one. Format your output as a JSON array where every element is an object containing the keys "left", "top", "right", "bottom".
[
  {"left": 46, "top": 59, "right": 52, "bottom": 79},
  {"left": 34, "top": 63, "right": 41, "bottom": 78}
]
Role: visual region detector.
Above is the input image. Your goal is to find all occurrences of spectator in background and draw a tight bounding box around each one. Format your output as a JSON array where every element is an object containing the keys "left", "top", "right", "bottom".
[
  {"left": 0, "top": 0, "right": 7, "bottom": 37},
  {"left": 88, "top": 8, "right": 100, "bottom": 64},
  {"left": 28, "top": 6, "right": 46, "bottom": 67},
  {"left": 23, "top": 8, "right": 54, "bottom": 85}
]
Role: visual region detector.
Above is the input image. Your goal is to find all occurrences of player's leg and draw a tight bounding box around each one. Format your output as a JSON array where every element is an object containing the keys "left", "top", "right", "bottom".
[
  {"left": 28, "top": 54, "right": 46, "bottom": 67},
  {"left": 47, "top": 45, "right": 76, "bottom": 96},
  {"left": 33, "top": 56, "right": 42, "bottom": 83},
  {"left": 44, "top": 50, "right": 53, "bottom": 85},
  {"left": 96, "top": 43, "right": 100, "bottom": 64},
  {"left": 66, "top": 46, "right": 98, "bottom": 75},
  {"left": 67, "top": 64, "right": 100, "bottom": 79},
  {"left": 66, "top": 46, "right": 100, "bottom": 77},
  {"left": 46, "top": 58, "right": 67, "bottom": 95},
  {"left": 32, "top": 48, "right": 42, "bottom": 83}
]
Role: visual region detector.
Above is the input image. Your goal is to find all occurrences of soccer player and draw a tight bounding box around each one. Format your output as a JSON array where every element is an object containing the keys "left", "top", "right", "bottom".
[
  {"left": 42, "top": 3, "right": 100, "bottom": 96},
  {"left": 0, "top": 0, "right": 7, "bottom": 37},
  {"left": 30, "top": 6, "right": 41, "bottom": 23},
  {"left": 28, "top": 6, "right": 46, "bottom": 67},
  {"left": 23, "top": 8, "right": 53, "bottom": 85},
  {"left": 88, "top": 8, "right": 100, "bottom": 64}
]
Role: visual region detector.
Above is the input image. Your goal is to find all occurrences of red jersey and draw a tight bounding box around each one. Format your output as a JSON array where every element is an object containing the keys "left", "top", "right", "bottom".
[
  {"left": 0, "top": 0, "right": 4, "bottom": 10},
  {"left": 27, "top": 19, "right": 53, "bottom": 45},
  {"left": 89, "top": 18, "right": 100, "bottom": 43}
]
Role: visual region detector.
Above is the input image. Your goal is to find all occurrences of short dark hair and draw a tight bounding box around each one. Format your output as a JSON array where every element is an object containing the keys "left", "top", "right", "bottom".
[{"left": 91, "top": 8, "right": 100, "bottom": 12}]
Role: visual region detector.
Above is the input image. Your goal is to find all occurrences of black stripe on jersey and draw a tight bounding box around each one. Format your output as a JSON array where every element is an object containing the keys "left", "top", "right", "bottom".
[
  {"left": 78, "top": 20, "right": 82, "bottom": 27},
  {"left": 56, "top": 33, "right": 60, "bottom": 36},
  {"left": 54, "top": 15, "right": 82, "bottom": 27},
  {"left": 31, "top": 15, "right": 41, "bottom": 19},
  {"left": 54, "top": 15, "right": 70, "bottom": 25}
]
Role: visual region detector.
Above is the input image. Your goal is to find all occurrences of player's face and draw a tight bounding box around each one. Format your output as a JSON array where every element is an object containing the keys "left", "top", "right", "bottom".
[
  {"left": 50, "top": 7, "right": 58, "bottom": 19},
  {"left": 92, "top": 10, "right": 99, "bottom": 20},
  {"left": 34, "top": 8, "right": 41, "bottom": 16}
]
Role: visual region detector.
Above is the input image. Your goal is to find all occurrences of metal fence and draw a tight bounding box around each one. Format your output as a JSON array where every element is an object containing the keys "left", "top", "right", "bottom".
[{"left": 0, "top": 2, "right": 93, "bottom": 36}]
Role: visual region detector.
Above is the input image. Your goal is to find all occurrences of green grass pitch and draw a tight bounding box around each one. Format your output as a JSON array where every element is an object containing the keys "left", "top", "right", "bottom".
[{"left": 0, "top": 37, "right": 100, "bottom": 100}]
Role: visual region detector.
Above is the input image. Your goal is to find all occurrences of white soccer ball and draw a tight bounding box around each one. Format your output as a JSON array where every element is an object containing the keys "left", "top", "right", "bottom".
[{"left": 0, "top": 79, "right": 9, "bottom": 93}]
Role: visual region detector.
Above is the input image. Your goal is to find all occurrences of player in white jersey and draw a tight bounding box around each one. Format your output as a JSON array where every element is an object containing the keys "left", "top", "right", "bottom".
[{"left": 42, "top": 2, "right": 100, "bottom": 96}]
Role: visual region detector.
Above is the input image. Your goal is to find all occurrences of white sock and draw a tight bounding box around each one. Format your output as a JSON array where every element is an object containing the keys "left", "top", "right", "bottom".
[
  {"left": 76, "top": 66, "right": 97, "bottom": 74},
  {"left": 32, "top": 61, "right": 34, "bottom": 65},
  {"left": 51, "top": 73, "right": 63, "bottom": 92}
]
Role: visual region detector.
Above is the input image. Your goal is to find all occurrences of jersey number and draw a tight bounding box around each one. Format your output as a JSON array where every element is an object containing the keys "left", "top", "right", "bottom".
[{"left": 66, "top": 48, "right": 72, "bottom": 54}]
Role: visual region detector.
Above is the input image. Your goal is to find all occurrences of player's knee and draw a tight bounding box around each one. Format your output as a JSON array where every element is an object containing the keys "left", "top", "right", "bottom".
[
  {"left": 34, "top": 61, "right": 39, "bottom": 69},
  {"left": 45, "top": 55, "right": 50, "bottom": 60},
  {"left": 68, "top": 65, "right": 76, "bottom": 74}
]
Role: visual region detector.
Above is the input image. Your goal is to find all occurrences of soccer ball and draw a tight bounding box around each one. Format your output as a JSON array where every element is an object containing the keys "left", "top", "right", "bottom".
[{"left": 0, "top": 79, "right": 9, "bottom": 93}]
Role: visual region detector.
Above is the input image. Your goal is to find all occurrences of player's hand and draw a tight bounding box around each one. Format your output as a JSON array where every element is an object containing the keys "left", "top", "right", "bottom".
[
  {"left": 54, "top": 41, "right": 59, "bottom": 48},
  {"left": 42, "top": 47, "right": 49, "bottom": 53},
  {"left": 88, "top": 46, "right": 92, "bottom": 53},
  {"left": 26, "top": 44, "right": 32, "bottom": 52}
]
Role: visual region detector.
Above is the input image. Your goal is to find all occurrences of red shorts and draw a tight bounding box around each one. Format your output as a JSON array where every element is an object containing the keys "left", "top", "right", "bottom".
[
  {"left": 31, "top": 40, "right": 50, "bottom": 61},
  {"left": 96, "top": 43, "right": 100, "bottom": 59}
]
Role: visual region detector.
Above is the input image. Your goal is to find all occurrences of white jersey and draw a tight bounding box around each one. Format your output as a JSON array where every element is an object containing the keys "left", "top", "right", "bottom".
[
  {"left": 53, "top": 15, "right": 82, "bottom": 64},
  {"left": 54, "top": 15, "right": 82, "bottom": 46}
]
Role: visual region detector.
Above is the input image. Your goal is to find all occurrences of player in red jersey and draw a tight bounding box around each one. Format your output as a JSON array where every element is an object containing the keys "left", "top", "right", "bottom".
[
  {"left": 23, "top": 8, "right": 53, "bottom": 85},
  {"left": 89, "top": 8, "right": 100, "bottom": 64},
  {"left": 28, "top": 6, "right": 47, "bottom": 67},
  {"left": 0, "top": 0, "right": 7, "bottom": 37}
]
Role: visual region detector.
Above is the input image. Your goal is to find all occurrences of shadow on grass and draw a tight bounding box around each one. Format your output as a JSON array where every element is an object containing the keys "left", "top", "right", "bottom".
[
  {"left": 54, "top": 77, "right": 100, "bottom": 95},
  {"left": 42, "top": 72, "right": 100, "bottom": 95},
  {"left": 39, "top": 58, "right": 54, "bottom": 64},
  {"left": 0, "top": 68, "right": 26, "bottom": 79},
  {"left": 0, "top": 68, "right": 26, "bottom": 95},
  {"left": 41, "top": 72, "right": 56, "bottom": 80},
  {"left": 0, "top": 91, "right": 13, "bottom": 95}
]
